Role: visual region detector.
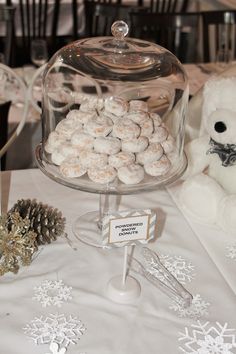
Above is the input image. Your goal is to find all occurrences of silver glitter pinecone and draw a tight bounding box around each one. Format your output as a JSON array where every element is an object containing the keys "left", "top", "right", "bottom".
[{"left": 8, "top": 199, "right": 66, "bottom": 245}]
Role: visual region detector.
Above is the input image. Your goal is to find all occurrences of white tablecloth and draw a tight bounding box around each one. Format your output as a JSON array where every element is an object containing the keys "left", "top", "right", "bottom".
[{"left": 0, "top": 168, "right": 235, "bottom": 354}]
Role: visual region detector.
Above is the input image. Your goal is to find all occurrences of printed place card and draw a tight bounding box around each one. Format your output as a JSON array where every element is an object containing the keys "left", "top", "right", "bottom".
[{"left": 102, "top": 209, "right": 157, "bottom": 247}]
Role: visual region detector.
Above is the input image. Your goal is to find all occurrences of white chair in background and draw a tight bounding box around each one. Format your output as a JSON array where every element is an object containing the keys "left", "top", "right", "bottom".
[{"left": 0, "top": 63, "right": 28, "bottom": 169}]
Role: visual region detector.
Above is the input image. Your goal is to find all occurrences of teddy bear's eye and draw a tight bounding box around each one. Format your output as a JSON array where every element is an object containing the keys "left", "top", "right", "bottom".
[{"left": 214, "top": 121, "right": 227, "bottom": 133}]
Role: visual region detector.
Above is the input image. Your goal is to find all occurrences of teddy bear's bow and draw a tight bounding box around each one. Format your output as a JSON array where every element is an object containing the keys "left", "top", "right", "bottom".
[{"left": 207, "top": 138, "right": 236, "bottom": 167}]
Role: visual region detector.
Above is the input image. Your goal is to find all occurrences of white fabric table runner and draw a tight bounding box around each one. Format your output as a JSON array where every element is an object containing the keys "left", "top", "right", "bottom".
[{"left": 0, "top": 168, "right": 235, "bottom": 354}]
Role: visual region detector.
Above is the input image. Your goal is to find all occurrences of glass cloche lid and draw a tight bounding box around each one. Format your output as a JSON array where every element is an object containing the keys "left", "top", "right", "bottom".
[{"left": 36, "top": 21, "right": 189, "bottom": 194}]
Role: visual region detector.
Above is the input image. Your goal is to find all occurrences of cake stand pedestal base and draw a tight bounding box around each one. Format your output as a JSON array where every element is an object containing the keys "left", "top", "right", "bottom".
[{"left": 106, "top": 275, "right": 141, "bottom": 304}]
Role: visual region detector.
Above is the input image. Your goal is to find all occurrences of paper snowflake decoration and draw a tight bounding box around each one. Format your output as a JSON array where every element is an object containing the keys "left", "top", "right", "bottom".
[
  {"left": 33, "top": 280, "right": 72, "bottom": 307},
  {"left": 170, "top": 294, "right": 210, "bottom": 318},
  {"left": 147, "top": 254, "right": 196, "bottom": 285},
  {"left": 179, "top": 321, "right": 236, "bottom": 353},
  {"left": 226, "top": 243, "right": 236, "bottom": 261},
  {"left": 23, "top": 313, "right": 86, "bottom": 348}
]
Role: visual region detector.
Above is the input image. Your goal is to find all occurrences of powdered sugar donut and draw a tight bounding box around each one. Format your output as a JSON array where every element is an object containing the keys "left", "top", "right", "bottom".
[
  {"left": 80, "top": 97, "right": 104, "bottom": 112},
  {"left": 144, "top": 155, "right": 171, "bottom": 176},
  {"left": 113, "top": 119, "right": 140, "bottom": 140},
  {"left": 150, "top": 113, "right": 162, "bottom": 130},
  {"left": 161, "top": 134, "right": 175, "bottom": 154},
  {"left": 88, "top": 165, "right": 117, "bottom": 184},
  {"left": 66, "top": 109, "right": 82, "bottom": 122},
  {"left": 60, "top": 143, "right": 80, "bottom": 157},
  {"left": 94, "top": 137, "right": 121, "bottom": 155},
  {"left": 79, "top": 150, "right": 108, "bottom": 168},
  {"left": 136, "top": 143, "right": 163, "bottom": 165},
  {"left": 102, "top": 111, "right": 120, "bottom": 125},
  {"left": 51, "top": 143, "right": 81, "bottom": 165},
  {"left": 55, "top": 119, "right": 82, "bottom": 139},
  {"left": 104, "top": 96, "right": 129, "bottom": 117},
  {"left": 140, "top": 118, "right": 154, "bottom": 137},
  {"left": 126, "top": 110, "right": 149, "bottom": 125},
  {"left": 129, "top": 100, "right": 148, "bottom": 112},
  {"left": 117, "top": 164, "right": 145, "bottom": 185},
  {"left": 108, "top": 151, "right": 135, "bottom": 169},
  {"left": 66, "top": 109, "right": 97, "bottom": 125},
  {"left": 149, "top": 126, "right": 168, "bottom": 143},
  {"left": 85, "top": 116, "right": 113, "bottom": 137},
  {"left": 122, "top": 136, "right": 149, "bottom": 153},
  {"left": 71, "top": 131, "right": 94, "bottom": 150},
  {"left": 59, "top": 156, "right": 87, "bottom": 178},
  {"left": 45, "top": 131, "right": 67, "bottom": 153},
  {"left": 51, "top": 149, "right": 66, "bottom": 165}
]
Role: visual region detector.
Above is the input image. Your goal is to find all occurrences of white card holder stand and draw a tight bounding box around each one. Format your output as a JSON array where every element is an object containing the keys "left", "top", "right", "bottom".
[
  {"left": 103, "top": 209, "right": 156, "bottom": 304},
  {"left": 106, "top": 245, "right": 141, "bottom": 304}
]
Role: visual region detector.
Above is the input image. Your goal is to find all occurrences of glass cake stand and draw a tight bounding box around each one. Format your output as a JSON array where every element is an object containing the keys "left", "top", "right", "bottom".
[{"left": 34, "top": 20, "right": 189, "bottom": 303}]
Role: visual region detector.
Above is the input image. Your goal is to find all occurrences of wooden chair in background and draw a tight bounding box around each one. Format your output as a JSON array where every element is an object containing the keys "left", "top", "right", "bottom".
[
  {"left": 202, "top": 10, "right": 236, "bottom": 63},
  {"left": 0, "top": 5, "right": 15, "bottom": 66},
  {"left": 0, "top": 100, "right": 11, "bottom": 170},
  {"left": 0, "top": 5, "right": 16, "bottom": 169},
  {"left": 0, "top": 64, "right": 28, "bottom": 171},
  {"left": 147, "top": 0, "right": 189, "bottom": 13},
  {"left": 7, "top": 0, "right": 61, "bottom": 66},
  {"left": 130, "top": 12, "right": 200, "bottom": 63},
  {"left": 84, "top": 0, "right": 144, "bottom": 37},
  {"left": 73, "top": 0, "right": 123, "bottom": 39}
]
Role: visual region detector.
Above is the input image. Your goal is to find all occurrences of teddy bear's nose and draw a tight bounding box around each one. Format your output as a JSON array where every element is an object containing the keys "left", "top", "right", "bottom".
[{"left": 214, "top": 121, "right": 227, "bottom": 133}]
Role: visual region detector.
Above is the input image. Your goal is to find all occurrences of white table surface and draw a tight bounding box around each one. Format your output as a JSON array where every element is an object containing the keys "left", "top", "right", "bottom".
[{"left": 0, "top": 168, "right": 235, "bottom": 354}]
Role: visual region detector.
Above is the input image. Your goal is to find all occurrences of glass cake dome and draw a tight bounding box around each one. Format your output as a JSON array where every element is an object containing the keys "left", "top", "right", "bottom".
[{"left": 36, "top": 21, "right": 189, "bottom": 195}]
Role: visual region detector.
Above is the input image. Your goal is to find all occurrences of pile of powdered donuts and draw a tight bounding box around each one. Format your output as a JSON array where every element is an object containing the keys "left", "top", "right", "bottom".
[{"left": 45, "top": 96, "right": 175, "bottom": 185}]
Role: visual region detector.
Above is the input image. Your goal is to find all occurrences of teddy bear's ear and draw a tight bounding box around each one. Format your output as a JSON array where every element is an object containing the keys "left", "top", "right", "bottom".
[{"left": 203, "top": 76, "right": 236, "bottom": 121}]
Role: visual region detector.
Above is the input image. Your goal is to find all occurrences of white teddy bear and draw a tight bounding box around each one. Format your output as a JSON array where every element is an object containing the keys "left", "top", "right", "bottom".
[{"left": 179, "top": 76, "right": 236, "bottom": 235}]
